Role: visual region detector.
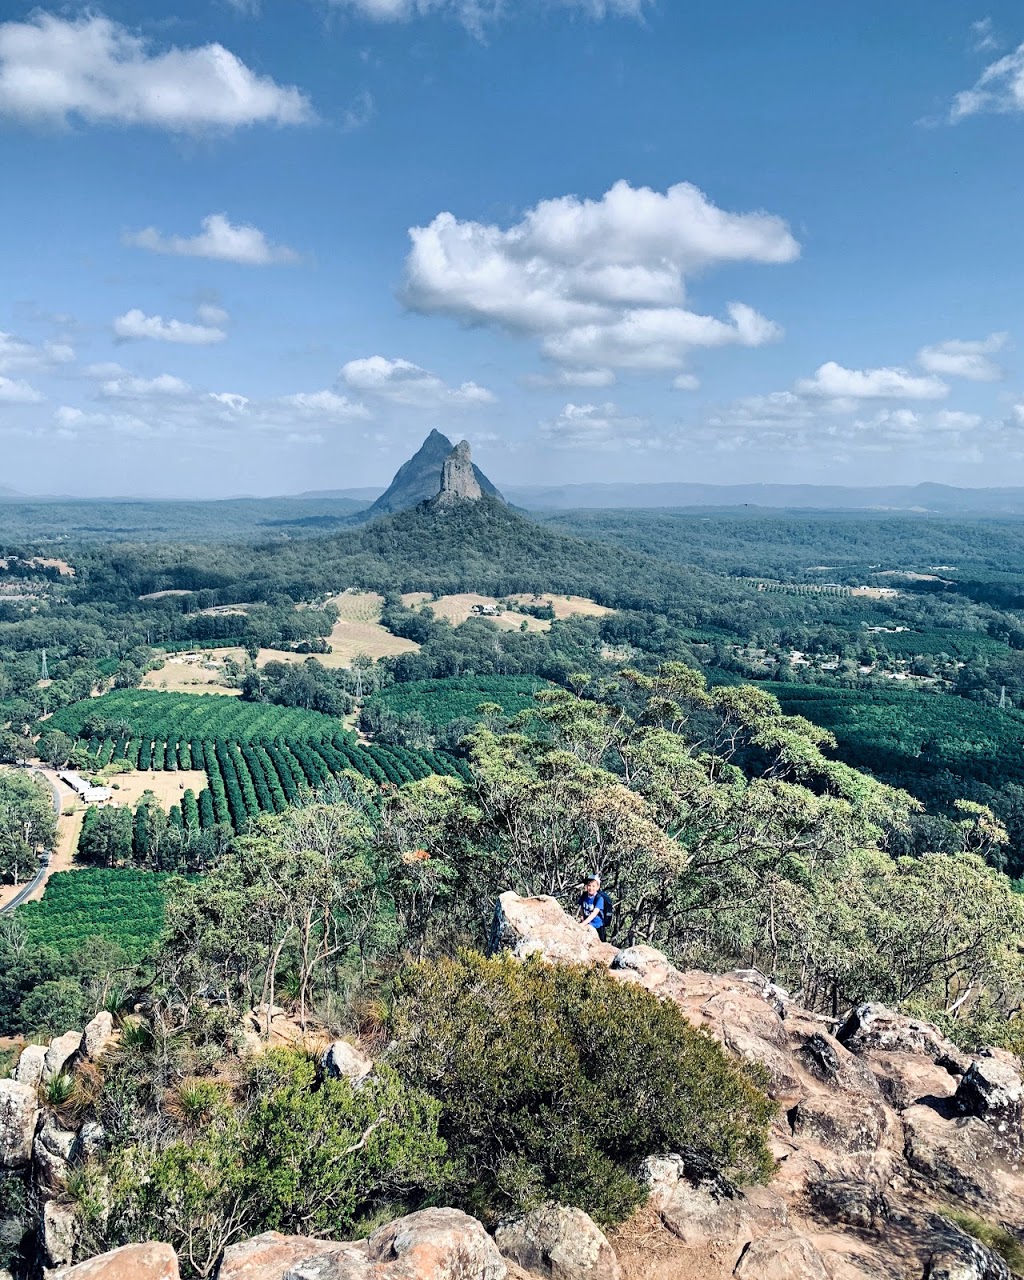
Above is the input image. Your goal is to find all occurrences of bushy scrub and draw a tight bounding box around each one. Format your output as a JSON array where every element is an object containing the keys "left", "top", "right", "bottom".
[
  {"left": 76, "top": 1048, "right": 446, "bottom": 1278},
  {"left": 388, "top": 951, "right": 774, "bottom": 1225}
]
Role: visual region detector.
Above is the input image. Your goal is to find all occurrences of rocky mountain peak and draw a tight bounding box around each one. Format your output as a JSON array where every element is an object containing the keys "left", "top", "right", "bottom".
[
  {"left": 359, "top": 431, "right": 502, "bottom": 521},
  {"left": 433, "top": 440, "right": 483, "bottom": 506}
]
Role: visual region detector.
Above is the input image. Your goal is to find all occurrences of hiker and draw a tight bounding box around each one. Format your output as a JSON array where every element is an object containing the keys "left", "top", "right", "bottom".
[{"left": 577, "top": 874, "right": 609, "bottom": 942}]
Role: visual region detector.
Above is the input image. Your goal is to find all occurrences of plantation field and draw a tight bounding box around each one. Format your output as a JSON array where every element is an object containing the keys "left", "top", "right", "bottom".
[
  {"left": 365, "top": 675, "right": 550, "bottom": 730},
  {"left": 766, "top": 683, "right": 1024, "bottom": 788},
  {"left": 45, "top": 689, "right": 343, "bottom": 743},
  {"left": 863, "top": 628, "right": 1011, "bottom": 660},
  {"left": 15, "top": 868, "right": 172, "bottom": 957},
  {"left": 143, "top": 649, "right": 245, "bottom": 694}
]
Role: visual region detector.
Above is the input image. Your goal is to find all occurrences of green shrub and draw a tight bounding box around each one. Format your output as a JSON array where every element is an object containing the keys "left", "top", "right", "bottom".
[
  {"left": 387, "top": 951, "right": 774, "bottom": 1225},
  {"left": 77, "top": 1048, "right": 446, "bottom": 1278}
]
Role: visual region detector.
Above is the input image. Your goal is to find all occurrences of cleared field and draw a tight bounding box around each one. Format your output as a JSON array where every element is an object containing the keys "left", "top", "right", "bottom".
[
  {"left": 275, "top": 590, "right": 423, "bottom": 666},
  {"left": 143, "top": 650, "right": 245, "bottom": 695},
  {"left": 401, "top": 592, "right": 612, "bottom": 633},
  {"left": 104, "top": 769, "right": 209, "bottom": 810},
  {"left": 508, "top": 593, "right": 615, "bottom": 620}
]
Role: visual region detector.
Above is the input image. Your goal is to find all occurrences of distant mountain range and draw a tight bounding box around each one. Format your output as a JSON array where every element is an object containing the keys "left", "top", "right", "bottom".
[
  {"left": 14, "top": 475, "right": 1024, "bottom": 516},
  {"left": 497, "top": 481, "right": 1024, "bottom": 515}
]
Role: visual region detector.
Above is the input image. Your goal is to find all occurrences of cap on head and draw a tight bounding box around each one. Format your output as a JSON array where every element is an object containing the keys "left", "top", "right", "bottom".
[{"left": 586, "top": 874, "right": 600, "bottom": 884}]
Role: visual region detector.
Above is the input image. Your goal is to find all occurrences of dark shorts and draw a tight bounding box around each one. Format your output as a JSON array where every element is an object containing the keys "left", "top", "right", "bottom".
[{"left": 595, "top": 925, "right": 607, "bottom": 943}]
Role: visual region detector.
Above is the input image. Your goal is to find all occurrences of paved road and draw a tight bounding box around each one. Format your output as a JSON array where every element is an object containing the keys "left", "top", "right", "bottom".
[{"left": 0, "top": 768, "right": 60, "bottom": 917}]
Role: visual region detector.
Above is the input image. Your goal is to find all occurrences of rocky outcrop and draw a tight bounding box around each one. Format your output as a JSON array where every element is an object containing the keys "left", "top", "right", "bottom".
[
  {"left": 494, "top": 893, "right": 1024, "bottom": 1280},
  {"left": 495, "top": 1205, "right": 619, "bottom": 1280},
  {"left": 219, "top": 1232, "right": 347, "bottom": 1280},
  {"left": 58, "top": 1242, "right": 179, "bottom": 1280},
  {"left": 0, "top": 1080, "right": 39, "bottom": 1169},
  {"left": 322, "top": 1041, "right": 373, "bottom": 1086},
  {"left": 82, "top": 1011, "right": 116, "bottom": 1061},
  {"left": 43, "top": 1198, "right": 81, "bottom": 1268},
  {"left": 43, "top": 1031, "right": 82, "bottom": 1082},
  {"left": 431, "top": 441, "right": 483, "bottom": 508},
  {"left": 34, "top": 1114, "right": 77, "bottom": 1192},
  {"left": 13, "top": 1044, "right": 46, "bottom": 1088},
  {"left": 490, "top": 893, "right": 614, "bottom": 966},
  {"left": 361, "top": 430, "right": 503, "bottom": 520}
]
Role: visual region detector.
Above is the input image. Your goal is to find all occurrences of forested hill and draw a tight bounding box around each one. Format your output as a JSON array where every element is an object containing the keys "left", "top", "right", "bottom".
[{"left": 76, "top": 496, "right": 718, "bottom": 612}]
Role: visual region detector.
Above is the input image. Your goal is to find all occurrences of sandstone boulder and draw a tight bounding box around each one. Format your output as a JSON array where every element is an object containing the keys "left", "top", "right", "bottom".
[
  {"left": 657, "top": 1180, "right": 788, "bottom": 1248},
  {"left": 281, "top": 1209, "right": 506, "bottom": 1280},
  {"left": 495, "top": 1205, "right": 619, "bottom": 1280},
  {"left": 490, "top": 893, "right": 614, "bottom": 966},
  {"left": 366, "top": 1209, "right": 505, "bottom": 1280},
  {"left": 13, "top": 1043, "right": 46, "bottom": 1088},
  {"left": 57, "top": 1242, "right": 179, "bottom": 1280},
  {"left": 42, "top": 1199, "right": 80, "bottom": 1268},
  {"left": 34, "top": 1113, "right": 77, "bottom": 1192},
  {"left": 83, "top": 1011, "right": 116, "bottom": 1061},
  {"left": 322, "top": 1041, "right": 372, "bottom": 1086},
  {"left": 954, "top": 1054, "right": 1023, "bottom": 1139},
  {"left": 220, "top": 1231, "right": 347, "bottom": 1280},
  {"left": 837, "top": 1004, "right": 963, "bottom": 1066},
  {"left": 733, "top": 1232, "right": 832, "bottom": 1280},
  {"left": 43, "top": 1031, "right": 82, "bottom": 1082},
  {"left": 0, "top": 1080, "right": 39, "bottom": 1168}
]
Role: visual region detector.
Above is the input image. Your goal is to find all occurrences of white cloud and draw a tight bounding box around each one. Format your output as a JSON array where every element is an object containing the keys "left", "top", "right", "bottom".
[
  {"left": 196, "top": 304, "right": 230, "bottom": 327},
  {"left": 277, "top": 390, "right": 370, "bottom": 419},
  {"left": 402, "top": 179, "right": 797, "bottom": 373},
  {"left": 0, "top": 332, "right": 74, "bottom": 373},
  {"left": 523, "top": 368, "right": 616, "bottom": 389},
  {"left": 672, "top": 373, "right": 700, "bottom": 390},
  {"left": 329, "top": 0, "right": 648, "bottom": 34},
  {"left": 795, "top": 361, "right": 949, "bottom": 401},
  {"left": 114, "top": 309, "right": 227, "bottom": 345},
  {"left": 0, "top": 375, "right": 43, "bottom": 404},
  {"left": 971, "top": 17, "right": 999, "bottom": 53},
  {"left": 918, "top": 333, "right": 1007, "bottom": 381},
  {"left": 950, "top": 42, "right": 1024, "bottom": 121},
  {"left": 540, "top": 400, "right": 650, "bottom": 450},
  {"left": 100, "top": 374, "right": 193, "bottom": 398},
  {"left": 339, "top": 355, "right": 496, "bottom": 407},
  {"left": 0, "top": 13, "right": 312, "bottom": 132},
  {"left": 124, "top": 213, "right": 300, "bottom": 265}
]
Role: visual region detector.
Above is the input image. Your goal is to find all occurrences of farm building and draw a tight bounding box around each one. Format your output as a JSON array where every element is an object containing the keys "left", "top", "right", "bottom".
[{"left": 58, "top": 771, "right": 113, "bottom": 803}]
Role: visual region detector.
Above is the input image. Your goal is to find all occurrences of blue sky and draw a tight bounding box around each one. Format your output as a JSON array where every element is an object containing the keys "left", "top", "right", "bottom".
[{"left": 3, "top": 0, "right": 1024, "bottom": 496}]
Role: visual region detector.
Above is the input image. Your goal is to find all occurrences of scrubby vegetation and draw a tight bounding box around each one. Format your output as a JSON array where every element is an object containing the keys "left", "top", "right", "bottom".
[{"left": 388, "top": 952, "right": 773, "bottom": 1223}]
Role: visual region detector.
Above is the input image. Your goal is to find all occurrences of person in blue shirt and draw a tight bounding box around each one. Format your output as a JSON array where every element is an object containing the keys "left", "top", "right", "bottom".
[{"left": 577, "top": 874, "right": 608, "bottom": 942}]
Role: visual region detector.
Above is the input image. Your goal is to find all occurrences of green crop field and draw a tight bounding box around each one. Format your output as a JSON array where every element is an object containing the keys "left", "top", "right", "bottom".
[
  {"left": 364, "top": 675, "right": 551, "bottom": 729},
  {"left": 45, "top": 689, "right": 342, "bottom": 744},
  {"left": 766, "top": 683, "right": 1024, "bottom": 788},
  {"left": 15, "top": 868, "right": 173, "bottom": 957}
]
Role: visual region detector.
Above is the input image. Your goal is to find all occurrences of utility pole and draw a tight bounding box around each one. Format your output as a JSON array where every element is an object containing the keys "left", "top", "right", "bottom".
[
  {"left": 40, "top": 648, "right": 48, "bottom": 682},
  {"left": 999, "top": 685, "right": 1008, "bottom": 710}
]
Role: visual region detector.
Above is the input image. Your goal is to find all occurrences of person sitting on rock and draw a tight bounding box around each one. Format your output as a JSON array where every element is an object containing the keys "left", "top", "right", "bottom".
[{"left": 577, "top": 874, "right": 608, "bottom": 942}]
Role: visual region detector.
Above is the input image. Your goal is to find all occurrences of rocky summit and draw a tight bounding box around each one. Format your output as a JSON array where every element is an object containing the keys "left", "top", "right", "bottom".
[
  {"left": 360, "top": 430, "right": 502, "bottom": 519},
  {"left": 430, "top": 440, "right": 483, "bottom": 507},
  {"left": 9, "top": 898, "right": 1024, "bottom": 1280}
]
